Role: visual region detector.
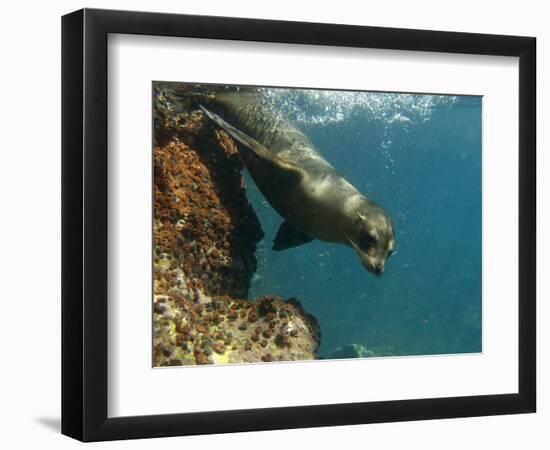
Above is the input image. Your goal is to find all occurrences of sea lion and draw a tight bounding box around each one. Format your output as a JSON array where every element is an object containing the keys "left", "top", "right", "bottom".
[{"left": 200, "top": 90, "right": 395, "bottom": 275}]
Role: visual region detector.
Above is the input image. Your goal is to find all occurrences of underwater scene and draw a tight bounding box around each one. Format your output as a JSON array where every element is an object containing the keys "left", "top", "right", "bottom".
[{"left": 153, "top": 82, "right": 482, "bottom": 366}]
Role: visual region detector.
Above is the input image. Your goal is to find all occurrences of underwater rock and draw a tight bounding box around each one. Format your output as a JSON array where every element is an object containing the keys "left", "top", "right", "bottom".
[
  {"left": 153, "top": 293, "right": 320, "bottom": 366},
  {"left": 328, "top": 343, "right": 375, "bottom": 360},
  {"left": 153, "top": 85, "right": 320, "bottom": 366}
]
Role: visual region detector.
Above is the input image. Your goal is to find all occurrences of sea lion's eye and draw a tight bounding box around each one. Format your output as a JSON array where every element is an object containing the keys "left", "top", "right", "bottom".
[{"left": 360, "top": 232, "right": 375, "bottom": 247}]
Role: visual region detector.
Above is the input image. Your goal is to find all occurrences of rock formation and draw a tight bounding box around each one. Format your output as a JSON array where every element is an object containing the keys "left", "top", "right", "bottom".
[{"left": 153, "top": 84, "right": 320, "bottom": 366}]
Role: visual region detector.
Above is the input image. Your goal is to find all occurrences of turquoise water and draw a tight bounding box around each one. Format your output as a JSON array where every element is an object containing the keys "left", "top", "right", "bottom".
[{"left": 245, "top": 89, "right": 482, "bottom": 358}]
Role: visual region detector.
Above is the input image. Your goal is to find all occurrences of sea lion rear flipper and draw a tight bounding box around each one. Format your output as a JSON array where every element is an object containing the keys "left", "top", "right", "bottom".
[
  {"left": 200, "top": 105, "right": 303, "bottom": 182},
  {"left": 273, "top": 221, "right": 314, "bottom": 251}
]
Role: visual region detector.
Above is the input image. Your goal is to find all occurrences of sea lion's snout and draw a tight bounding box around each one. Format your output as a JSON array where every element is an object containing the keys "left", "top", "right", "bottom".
[
  {"left": 359, "top": 252, "right": 385, "bottom": 275},
  {"left": 348, "top": 238, "right": 391, "bottom": 275},
  {"left": 346, "top": 205, "right": 395, "bottom": 276},
  {"left": 372, "top": 262, "right": 385, "bottom": 276}
]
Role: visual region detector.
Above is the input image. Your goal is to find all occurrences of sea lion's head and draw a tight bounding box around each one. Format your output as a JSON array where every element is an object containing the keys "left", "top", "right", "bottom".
[{"left": 345, "top": 203, "right": 395, "bottom": 275}]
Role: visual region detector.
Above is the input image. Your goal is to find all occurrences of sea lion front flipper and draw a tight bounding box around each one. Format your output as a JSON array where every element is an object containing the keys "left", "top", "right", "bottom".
[
  {"left": 272, "top": 221, "right": 314, "bottom": 251},
  {"left": 200, "top": 105, "right": 303, "bottom": 182}
]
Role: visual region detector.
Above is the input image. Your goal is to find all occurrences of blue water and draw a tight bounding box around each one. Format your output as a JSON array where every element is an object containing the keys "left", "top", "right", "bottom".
[{"left": 244, "top": 89, "right": 482, "bottom": 359}]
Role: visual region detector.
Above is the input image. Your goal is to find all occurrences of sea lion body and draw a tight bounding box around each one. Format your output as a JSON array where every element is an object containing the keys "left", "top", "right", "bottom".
[{"left": 202, "top": 89, "right": 395, "bottom": 275}]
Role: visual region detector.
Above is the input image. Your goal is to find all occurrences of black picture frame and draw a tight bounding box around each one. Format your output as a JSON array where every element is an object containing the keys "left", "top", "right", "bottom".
[{"left": 61, "top": 8, "right": 536, "bottom": 442}]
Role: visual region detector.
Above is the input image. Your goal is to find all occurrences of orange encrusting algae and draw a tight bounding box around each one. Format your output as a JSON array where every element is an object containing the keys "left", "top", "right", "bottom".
[{"left": 152, "top": 85, "right": 320, "bottom": 366}]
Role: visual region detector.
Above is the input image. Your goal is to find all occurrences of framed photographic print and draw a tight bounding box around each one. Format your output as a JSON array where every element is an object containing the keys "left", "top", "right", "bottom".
[{"left": 62, "top": 8, "right": 536, "bottom": 442}]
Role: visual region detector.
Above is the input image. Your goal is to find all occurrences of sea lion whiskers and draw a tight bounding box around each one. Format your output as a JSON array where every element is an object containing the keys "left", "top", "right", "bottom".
[
  {"left": 344, "top": 231, "right": 388, "bottom": 275},
  {"left": 344, "top": 233, "right": 373, "bottom": 267}
]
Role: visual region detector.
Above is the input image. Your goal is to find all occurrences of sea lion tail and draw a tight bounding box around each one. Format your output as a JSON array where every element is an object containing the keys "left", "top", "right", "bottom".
[
  {"left": 200, "top": 105, "right": 304, "bottom": 184},
  {"left": 200, "top": 105, "right": 279, "bottom": 163}
]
